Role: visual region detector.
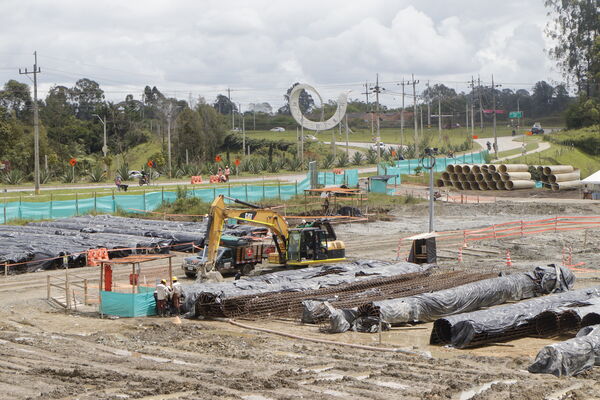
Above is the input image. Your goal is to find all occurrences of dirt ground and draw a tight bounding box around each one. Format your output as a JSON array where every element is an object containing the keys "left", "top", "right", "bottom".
[{"left": 1, "top": 200, "right": 600, "bottom": 399}]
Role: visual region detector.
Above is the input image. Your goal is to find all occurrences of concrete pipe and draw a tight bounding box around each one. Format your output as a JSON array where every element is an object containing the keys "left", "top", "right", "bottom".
[
  {"left": 478, "top": 181, "right": 489, "bottom": 190},
  {"left": 505, "top": 180, "right": 535, "bottom": 190},
  {"left": 480, "top": 164, "right": 489, "bottom": 173},
  {"left": 450, "top": 173, "right": 459, "bottom": 181},
  {"left": 543, "top": 183, "right": 552, "bottom": 189},
  {"left": 443, "top": 180, "right": 453, "bottom": 187},
  {"left": 455, "top": 165, "right": 464, "bottom": 174},
  {"left": 551, "top": 180, "right": 581, "bottom": 191},
  {"left": 458, "top": 173, "right": 468, "bottom": 182},
  {"left": 484, "top": 172, "right": 494, "bottom": 181},
  {"left": 447, "top": 165, "right": 455, "bottom": 173},
  {"left": 467, "top": 173, "right": 476, "bottom": 182},
  {"left": 435, "top": 179, "right": 445, "bottom": 187},
  {"left": 541, "top": 174, "right": 549, "bottom": 183},
  {"left": 501, "top": 172, "right": 532, "bottom": 181},
  {"left": 471, "top": 165, "right": 482, "bottom": 174},
  {"left": 492, "top": 172, "right": 502, "bottom": 181},
  {"left": 498, "top": 164, "right": 528, "bottom": 173},
  {"left": 543, "top": 165, "right": 574, "bottom": 175},
  {"left": 462, "top": 181, "right": 472, "bottom": 190},
  {"left": 441, "top": 171, "right": 450, "bottom": 180},
  {"left": 470, "top": 181, "right": 480, "bottom": 190},
  {"left": 462, "top": 165, "right": 472, "bottom": 173},
  {"left": 454, "top": 181, "right": 464, "bottom": 190},
  {"left": 549, "top": 171, "right": 581, "bottom": 183},
  {"left": 475, "top": 173, "right": 485, "bottom": 182},
  {"left": 495, "top": 181, "right": 506, "bottom": 190},
  {"left": 536, "top": 166, "right": 544, "bottom": 175}
]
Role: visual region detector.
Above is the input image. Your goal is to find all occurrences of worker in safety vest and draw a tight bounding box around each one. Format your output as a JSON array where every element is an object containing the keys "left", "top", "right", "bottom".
[
  {"left": 171, "top": 276, "right": 183, "bottom": 315},
  {"left": 156, "top": 279, "right": 169, "bottom": 317}
]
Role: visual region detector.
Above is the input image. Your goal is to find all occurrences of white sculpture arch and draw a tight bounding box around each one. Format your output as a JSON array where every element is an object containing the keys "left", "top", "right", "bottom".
[{"left": 289, "top": 83, "right": 349, "bottom": 131}]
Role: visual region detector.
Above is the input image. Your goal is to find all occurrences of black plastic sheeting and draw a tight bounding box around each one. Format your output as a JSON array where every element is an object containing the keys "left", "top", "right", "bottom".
[
  {"left": 431, "top": 286, "right": 600, "bottom": 348},
  {"left": 529, "top": 324, "right": 600, "bottom": 376},
  {"left": 183, "top": 260, "right": 431, "bottom": 317},
  {"left": 30, "top": 215, "right": 267, "bottom": 251},
  {"left": 353, "top": 266, "right": 575, "bottom": 331},
  {"left": 0, "top": 225, "right": 172, "bottom": 273}
]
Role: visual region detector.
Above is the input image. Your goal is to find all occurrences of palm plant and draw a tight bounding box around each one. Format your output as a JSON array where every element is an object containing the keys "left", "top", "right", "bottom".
[
  {"left": 336, "top": 152, "right": 349, "bottom": 168},
  {"left": 321, "top": 153, "right": 335, "bottom": 169},
  {"left": 88, "top": 166, "right": 106, "bottom": 183},
  {"left": 1, "top": 169, "right": 24, "bottom": 185},
  {"left": 351, "top": 152, "right": 363, "bottom": 166},
  {"left": 116, "top": 163, "right": 129, "bottom": 181},
  {"left": 366, "top": 149, "right": 378, "bottom": 164}
]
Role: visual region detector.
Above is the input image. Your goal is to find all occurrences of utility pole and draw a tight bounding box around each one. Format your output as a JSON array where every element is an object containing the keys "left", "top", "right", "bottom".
[
  {"left": 371, "top": 74, "right": 384, "bottom": 163},
  {"left": 166, "top": 103, "right": 178, "bottom": 179},
  {"left": 477, "top": 76, "right": 483, "bottom": 131},
  {"left": 19, "top": 51, "right": 41, "bottom": 194},
  {"left": 92, "top": 113, "right": 108, "bottom": 164},
  {"left": 363, "top": 82, "right": 374, "bottom": 140},
  {"left": 227, "top": 88, "right": 234, "bottom": 130},
  {"left": 398, "top": 78, "right": 409, "bottom": 149},
  {"left": 465, "top": 101, "right": 469, "bottom": 131},
  {"left": 427, "top": 81, "right": 431, "bottom": 127},
  {"left": 470, "top": 77, "right": 475, "bottom": 140},
  {"left": 345, "top": 113, "right": 349, "bottom": 156},
  {"left": 491, "top": 75, "right": 502, "bottom": 158},
  {"left": 410, "top": 74, "right": 419, "bottom": 150},
  {"left": 241, "top": 104, "right": 245, "bottom": 155},
  {"left": 438, "top": 96, "right": 442, "bottom": 141}
]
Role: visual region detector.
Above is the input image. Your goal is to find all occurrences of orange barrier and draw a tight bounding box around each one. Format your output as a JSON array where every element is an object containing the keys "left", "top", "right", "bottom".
[
  {"left": 209, "top": 175, "right": 220, "bottom": 183},
  {"left": 332, "top": 168, "right": 344, "bottom": 175},
  {"left": 87, "top": 247, "right": 109, "bottom": 266},
  {"left": 190, "top": 175, "right": 203, "bottom": 184},
  {"left": 396, "top": 215, "right": 600, "bottom": 262}
]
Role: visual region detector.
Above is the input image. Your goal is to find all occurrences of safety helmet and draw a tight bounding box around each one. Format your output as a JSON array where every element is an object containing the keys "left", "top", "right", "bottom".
[
  {"left": 172, "top": 276, "right": 178, "bottom": 282},
  {"left": 160, "top": 279, "right": 166, "bottom": 284}
]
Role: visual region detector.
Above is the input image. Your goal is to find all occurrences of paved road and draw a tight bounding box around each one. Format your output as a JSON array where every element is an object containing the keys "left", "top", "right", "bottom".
[
  {"left": 3, "top": 166, "right": 377, "bottom": 194},
  {"left": 474, "top": 133, "right": 552, "bottom": 162}
]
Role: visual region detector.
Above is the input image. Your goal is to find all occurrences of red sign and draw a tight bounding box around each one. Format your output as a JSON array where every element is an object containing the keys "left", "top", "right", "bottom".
[
  {"left": 215, "top": 155, "right": 222, "bottom": 162},
  {"left": 472, "top": 135, "right": 479, "bottom": 139},
  {"left": 234, "top": 159, "right": 241, "bottom": 167},
  {"left": 391, "top": 150, "right": 397, "bottom": 157},
  {"left": 147, "top": 160, "right": 154, "bottom": 168},
  {"left": 69, "top": 158, "right": 77, "bottom": 167}
]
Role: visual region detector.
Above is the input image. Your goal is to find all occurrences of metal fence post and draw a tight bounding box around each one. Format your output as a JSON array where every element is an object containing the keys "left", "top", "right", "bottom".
[
  {"left": 18, "top": 195, "right": 22, "bottom": 219},
  {"left": 49, "top": 193, "right": 53, "bottom": 218},
  {"left": 295, "top": 180, "right": 298, "bottom": 196},
  {"left": 161, "top": 187, "right": 164, "bottom": 204},
  {"left": 94, "top": 192, "right": 97, "bottom": 213},
  {"left": 75, "top": 193, "right": 79, "bottom": 216},
  {"left": 143, "top": 190, "right": 146, "bottom": 211},
  {"left": 278, "top": 181, "right": 281, "bottom": 200},
  {"left": 112, "top": 189, "right": 116, "bottom": 213},
  {"left": 245, "top": 183, "right": 248, "bottom": 201}
]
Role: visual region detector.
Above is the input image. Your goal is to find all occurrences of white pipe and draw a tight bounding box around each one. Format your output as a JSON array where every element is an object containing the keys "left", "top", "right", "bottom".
[
  {"left": 549, "top": 171, "right": 581, "bottom": 183},
  {"left": 505, "top": 180, "right": 535, "bottom": 190},
  {"left": 500, "top": 172, "right": 531, "bottom": 181},
  {"left": 498, "top": 164, "right": 528, "bottom": 173},
  {"left": 543, "top": 165, "right": 574, "bottom": 175}
]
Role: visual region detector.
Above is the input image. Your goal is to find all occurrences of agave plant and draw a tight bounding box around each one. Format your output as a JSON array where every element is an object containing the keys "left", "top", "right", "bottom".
[
  {"left": 1, "top": 169, "right": 24, "bottom": 185},
  {"left": 62, "top": 168, "right": 76, "bottom": 183},
  {"left": 116, "top": 163, "right": 129, "bottom": 181},
  {"left": 40, "top": 169, "right": 53, "bottom": 184},
  {"left": 248, "top": 161, "right": 258, "bottom": 174},
  {"left": 336, "top": 152, "right": 349, "bottom": 168},
  {"left": 88, "top": 166, "right": 106, "bottom": 183},
  {"left": 351, "top": 152, "right": 363, "bottom": 166},
  {"left": 321, "top": 153, "right": 335, "bottom": 169},
  {"left": 365, "top": 149, "right": 378, "bottom": 164},
  {"left": 257, "top": 158, "right": 269, "bottom": 172},
  {"left": 287, "top": 158, "right": 302, "bottom": 171}
]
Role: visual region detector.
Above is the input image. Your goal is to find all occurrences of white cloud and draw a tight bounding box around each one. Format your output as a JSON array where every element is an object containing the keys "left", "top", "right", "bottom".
[{"left": 0, "top": 0, "right": 563, "bottom": 108}]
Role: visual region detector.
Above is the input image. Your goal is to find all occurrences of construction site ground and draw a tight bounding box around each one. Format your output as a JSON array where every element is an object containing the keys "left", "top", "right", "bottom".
[{"left": 1, "top": 200, "right": 600, "bottom": 399}]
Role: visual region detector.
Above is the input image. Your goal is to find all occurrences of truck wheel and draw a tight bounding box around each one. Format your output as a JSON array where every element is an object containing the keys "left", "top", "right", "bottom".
[
  {"left": 185, "top": 272, "right": 197, "bottom": 279},
  {"left": 241, "top": 264, "right": 255, "bottom": 276}
]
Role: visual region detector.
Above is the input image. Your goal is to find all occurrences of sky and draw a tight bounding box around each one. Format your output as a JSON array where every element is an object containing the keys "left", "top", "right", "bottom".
[{"left": 0, "top": 0, "right": 563, "bottom": 110}]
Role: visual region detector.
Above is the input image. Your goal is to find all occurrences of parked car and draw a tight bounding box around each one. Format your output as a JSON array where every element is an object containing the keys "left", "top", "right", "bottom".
[
  {"left": 531, "top": 122, "right": 544, "bottom": 135},
  {"left": 270, "top": 127, "right": 285, "bottom": 132},
  {"left": 304, "top": 135, "right": 318, "bottom": 142},
  {"left": 370, "top": 142, "right": 388, "bottom": 151},
  {"left": 128, "top": 170, "right": 143, "bottom": 179}
]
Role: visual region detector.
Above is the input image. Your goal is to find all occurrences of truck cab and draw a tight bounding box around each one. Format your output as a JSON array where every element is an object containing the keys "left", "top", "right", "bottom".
[{"left": 182, "top": 244, "right": 264, "bottom": 278}]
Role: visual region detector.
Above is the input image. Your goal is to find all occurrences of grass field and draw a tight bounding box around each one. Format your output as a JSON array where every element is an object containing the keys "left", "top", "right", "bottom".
[{"left": 506, "top": 143, "right": 600, "bottom": 178}]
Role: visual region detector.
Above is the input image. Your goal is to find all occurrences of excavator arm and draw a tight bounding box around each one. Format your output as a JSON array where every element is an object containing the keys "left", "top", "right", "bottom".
[{"left": 203, "top": 195, "right": 289, "bottom": 272}]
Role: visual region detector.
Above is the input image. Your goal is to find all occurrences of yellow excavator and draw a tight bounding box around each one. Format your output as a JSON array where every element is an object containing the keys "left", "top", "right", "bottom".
[{"left": 202, "top": 195, "right": 346, "bottom": 272}]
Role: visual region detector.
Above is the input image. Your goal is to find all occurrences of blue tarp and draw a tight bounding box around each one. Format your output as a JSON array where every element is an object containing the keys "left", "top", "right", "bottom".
[
  {"left": 317, "top": 169, "right": 359, "bottom": 187},
  {"left": 379, "top": 150, "right": 489, "bottom": 175},
  {"left": 100, "top": 286, "right": 156, "bottom": 317}
]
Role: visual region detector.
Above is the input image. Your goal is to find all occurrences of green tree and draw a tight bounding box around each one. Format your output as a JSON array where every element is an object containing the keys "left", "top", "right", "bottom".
[
  {"left": 545, "top": 0, "right": 599, "bottom": 96},
  {"left": 277, "top": 83, "right": 315, "bottom": 115},
  {"left": 174, "top": 105, "right": 226, "bottom": 163},
  {"left": 0, "top": 80, "right": 32, "bottom": 120},
  {"left": 213, "top": 94, "right": 237, "bottom": 115},
  {"left": 70, "top": 78, "right": 105, "bottom": 120}
]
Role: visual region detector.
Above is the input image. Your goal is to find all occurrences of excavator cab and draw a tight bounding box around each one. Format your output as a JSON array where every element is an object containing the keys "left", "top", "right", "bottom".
[{"left": 283, "top": 221, "right": 345, "bottom": 266}]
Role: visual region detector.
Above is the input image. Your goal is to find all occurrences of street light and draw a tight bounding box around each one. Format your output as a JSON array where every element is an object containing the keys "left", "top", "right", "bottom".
[
  {"left": 92, "top": 114, "right": 108, "bottom": 158},
  {"left": 421, "top": 148, "right": 439, "bottom": 232}
]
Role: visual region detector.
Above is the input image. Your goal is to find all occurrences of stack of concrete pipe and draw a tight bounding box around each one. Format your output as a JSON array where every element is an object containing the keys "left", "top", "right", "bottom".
[
  {"left": 437, "top": 163, "right": 579, "bottom": 191},
  {"left": 437, "top": 164, "right": 535, "bottom": 191},
  {"left": 537, "top": 165, "right": 581, "bottom": 191}
]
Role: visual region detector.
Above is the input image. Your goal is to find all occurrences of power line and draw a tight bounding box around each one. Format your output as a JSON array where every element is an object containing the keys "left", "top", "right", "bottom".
[{"left": 18, "top": 51, "right": 41, "bottom": 195}]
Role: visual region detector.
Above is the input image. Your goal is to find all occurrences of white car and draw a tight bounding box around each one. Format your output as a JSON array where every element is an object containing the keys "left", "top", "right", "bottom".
[
  {"left": 270, "top": 127, "right": 285, "bottom": 132},
  {"left": 304, "top": 135, "right": 318, "bottom": 142},
  {"left": 128, "top": 170, "right": 143, "bottom": 179},
  {"left": 370, "top": 142, "right": 388, "bottom": 151}
]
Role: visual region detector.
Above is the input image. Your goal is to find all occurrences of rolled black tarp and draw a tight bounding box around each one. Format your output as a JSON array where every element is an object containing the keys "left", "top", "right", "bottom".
[
  {"left": 353, "top": 265, "right": 575, "bottom": 331},
  {"left": 431, "top": 286, "right": 600, "bottom": 348},
  {"left": 528, "top": 324, "right": 600, "bottom": 376}
]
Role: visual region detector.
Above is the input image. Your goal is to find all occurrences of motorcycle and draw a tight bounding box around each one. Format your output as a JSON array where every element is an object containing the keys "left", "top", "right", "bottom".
[{"left": 139, "top": 175, "right": 150, "bottom": 186}]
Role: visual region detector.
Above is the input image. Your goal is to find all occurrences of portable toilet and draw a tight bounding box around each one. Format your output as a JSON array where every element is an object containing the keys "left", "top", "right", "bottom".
[{"left": 369, "top": 175, "right": 395, "bottom": 194}]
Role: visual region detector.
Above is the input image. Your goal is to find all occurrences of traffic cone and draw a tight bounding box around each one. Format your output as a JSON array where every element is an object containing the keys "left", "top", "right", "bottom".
[{"left": 505, "top": 249, "right": 513, "bottom": 267}]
